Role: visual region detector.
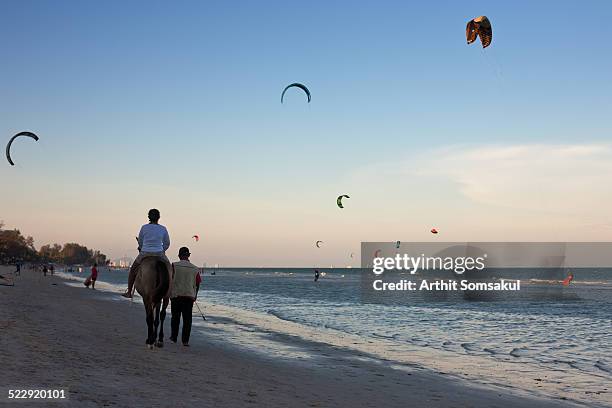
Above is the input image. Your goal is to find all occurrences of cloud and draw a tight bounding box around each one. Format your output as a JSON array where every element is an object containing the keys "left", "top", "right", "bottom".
[{"left": 413, "top": 144, "right": 612, "bottom": 218}]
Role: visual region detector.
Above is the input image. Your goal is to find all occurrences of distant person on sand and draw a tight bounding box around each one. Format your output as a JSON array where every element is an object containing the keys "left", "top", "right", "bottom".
[
  {"left": 170, "top": 247, "right": 201, "bottom": 346},
  {"left": 84, "top": 264, "right": 97, "bottom": 289},
  {"left": 50, "top": 264, "right": 54, "bottom": 276},
  {"left": 43, "top": 265, "right": 48, "bottom": 277},
  {"left": 122, "top": 208, "right": 172, "bottom": 298},
  {"left": 91, "top": 263, "right": 98, "bottom": 289},
  {"left": 15, "top": 262, "right": 21, "bottom": 276}
]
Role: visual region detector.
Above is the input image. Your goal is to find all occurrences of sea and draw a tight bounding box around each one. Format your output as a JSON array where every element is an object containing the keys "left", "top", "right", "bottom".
[{"left": 58, "top": 266, "right": 611, "bottom": 404}]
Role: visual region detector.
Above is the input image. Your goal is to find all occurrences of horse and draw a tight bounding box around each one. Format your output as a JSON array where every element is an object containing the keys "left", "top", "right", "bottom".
[{"left": 134, "top": 256, "right": 171, "bottom": 349}]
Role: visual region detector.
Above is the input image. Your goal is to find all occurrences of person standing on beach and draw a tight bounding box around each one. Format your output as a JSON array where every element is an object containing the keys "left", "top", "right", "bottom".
[
  {"left": 170, "top": 247, "right": 201, "bottom": 346},
  {"left": 14, "top": 262, "right": 21, "bottom": 276},
  {"left": 50, "top": 264, "right": 54, "bottom": 276},
  {"left": 122, "top": 208, "right": 172, "bottom": 298},
  {"left": 42, "top": 264, "right": 48, "bottom": 277},
  {"left": 90, "top": 263, "right": 98, "bottom": 289}
]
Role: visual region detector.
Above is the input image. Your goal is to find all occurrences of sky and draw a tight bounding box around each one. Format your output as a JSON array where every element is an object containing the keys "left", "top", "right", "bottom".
[{"left": 1, "top": 1, "right": 611, "bottom": 266}]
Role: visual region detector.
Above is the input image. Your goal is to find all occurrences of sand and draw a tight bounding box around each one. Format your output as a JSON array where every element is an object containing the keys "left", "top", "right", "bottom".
[{"left": 0, "top": 266, "right": 591, "bottom": 407}]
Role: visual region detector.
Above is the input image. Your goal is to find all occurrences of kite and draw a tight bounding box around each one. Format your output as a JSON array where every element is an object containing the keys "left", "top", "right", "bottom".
[
  {"left": 193, "top": 235, "right": 200, "bottom": 242},
  {"left": 431, "top": 228, "right": 439, "bottom": 234},
  {"left": 315, "top": 240, "right": 323, "bottom": 248},
  {"left": 466, "top": 16, "right": 492, "bottom": 49},
  {"left": 337, "top": 195, "right": 350, "bottom": 208},
  {"left": 350, "top": 252, "right": 355, "bottom": 258},
  {"left": 281, "top": 83, "right": 311, "bottom": 103},
  {"left": 6, "top": 131, "right": 39, "bottom": 166}
]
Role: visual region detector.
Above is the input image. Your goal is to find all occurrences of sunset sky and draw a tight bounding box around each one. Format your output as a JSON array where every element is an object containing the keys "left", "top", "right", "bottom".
[{"left": 1, "top": 1, "right": 611, "bottom": 266}]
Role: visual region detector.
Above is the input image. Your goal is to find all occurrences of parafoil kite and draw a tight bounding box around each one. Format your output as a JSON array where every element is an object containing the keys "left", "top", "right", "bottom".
[
  {"left": 281, "top": 83, "right": 311, "bottom": 103},
  {"left": 336, "top": 195, "right": 350, "bottom": 208},
  {"left": 431, "top": 228, "right": 439, "bottom": 234},
  {"left": 466, "top": 16, "right": 492, "bottom": 49},
  {"left": 350, "top": 252, "right": 355, "bottom": 258},
  {"left": 6, "top": 131, "right": 39, "bottom": 166},
  {"left": 193, "top": 235, "right": 200, "bottom": 242},
  {"left": 315, "top": 240, "right": 323, "bottom": 248}
]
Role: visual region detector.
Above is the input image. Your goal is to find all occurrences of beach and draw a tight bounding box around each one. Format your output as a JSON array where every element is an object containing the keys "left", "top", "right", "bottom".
[{"left": 0, "top": 266, "right": 603, "bottom": 408}]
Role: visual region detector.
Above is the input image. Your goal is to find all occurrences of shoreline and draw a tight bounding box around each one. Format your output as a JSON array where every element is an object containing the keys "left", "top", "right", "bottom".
[{"left": 0, "top": 266, "right": 601, "bottom": 407}]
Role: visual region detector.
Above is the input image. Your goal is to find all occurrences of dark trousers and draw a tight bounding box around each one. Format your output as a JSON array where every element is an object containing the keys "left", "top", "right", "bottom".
[{"left": 171, "top": 297, "right": 193, "bottom": 344}]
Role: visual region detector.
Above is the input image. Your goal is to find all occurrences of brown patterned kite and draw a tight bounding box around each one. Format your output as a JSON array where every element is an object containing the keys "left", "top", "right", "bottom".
[{"left": 466, "top": 16, "right": 492, "bottom": 49}]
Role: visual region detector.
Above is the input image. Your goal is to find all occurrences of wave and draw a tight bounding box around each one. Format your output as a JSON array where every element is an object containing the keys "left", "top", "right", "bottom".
[
  {"left": 594, "top": 360, "right": 611, "bottom": 374},
  {"left": 528, "top": 279, "right": 610, "bottom": 286},
  {"left": 266, "top": 309, "right": 296, "bottom": 324},
  {"left": 371, "top": 332, "right": 398, "bottom": 340},
  {"left": 460, "top": 343, "right": 480, "bottom": 352},
  {"left": 509, "top": 347, "right": 530, "bottom": 357}
]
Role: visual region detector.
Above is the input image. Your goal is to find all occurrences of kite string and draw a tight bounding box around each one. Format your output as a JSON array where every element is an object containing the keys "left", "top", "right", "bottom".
[{"left": 483, "top": 50, "right": 505, "bottom": 86}]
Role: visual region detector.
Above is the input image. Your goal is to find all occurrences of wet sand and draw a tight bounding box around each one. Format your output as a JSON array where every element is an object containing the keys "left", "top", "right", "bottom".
[{"left": 0, "top": 266, "right": 589, "bottom": 407}]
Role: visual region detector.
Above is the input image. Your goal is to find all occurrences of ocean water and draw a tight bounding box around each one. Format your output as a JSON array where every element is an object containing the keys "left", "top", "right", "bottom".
[{"left": 61, "top": 266, "right": 611, "bottom": 401}]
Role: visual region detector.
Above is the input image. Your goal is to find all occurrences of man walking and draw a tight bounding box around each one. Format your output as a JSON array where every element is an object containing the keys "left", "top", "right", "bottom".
[{"left": 170, "top": 247, "right": 201, "bottom": 346}]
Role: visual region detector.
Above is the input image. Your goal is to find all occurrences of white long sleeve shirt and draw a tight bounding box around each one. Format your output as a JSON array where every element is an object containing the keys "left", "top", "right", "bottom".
[{"left": 138, "top": 223, "right": 170, "bottom": 253}]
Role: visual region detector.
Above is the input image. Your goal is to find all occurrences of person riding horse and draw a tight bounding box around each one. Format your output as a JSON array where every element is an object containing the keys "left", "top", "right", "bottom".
[{"left": 123, "top": 208, "right": 172, "bottom": 298}]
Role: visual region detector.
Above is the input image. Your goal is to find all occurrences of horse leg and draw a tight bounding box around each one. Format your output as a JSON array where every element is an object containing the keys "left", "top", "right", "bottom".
[
  {"left": 157, "top": 297, "right": 169, "bottom": 346},
  {"left": 153, "top": 303, "right": 160, "bottom": 346},
  {"left": 154, "top": 302, "right": 163, "bottom": 348},
  {"left": 145, "top": 302, "right": 155, "bottom": 349}
]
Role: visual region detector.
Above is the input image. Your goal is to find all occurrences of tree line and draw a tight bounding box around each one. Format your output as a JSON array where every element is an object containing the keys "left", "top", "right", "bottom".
[{"left": 0, "top": 221, "right": 108, "bottom": 265}]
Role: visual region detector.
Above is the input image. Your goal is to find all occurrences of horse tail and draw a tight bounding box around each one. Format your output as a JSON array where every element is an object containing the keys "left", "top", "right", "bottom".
[{"left": 154, "top": 260, "right": 170, "bottom": 298}]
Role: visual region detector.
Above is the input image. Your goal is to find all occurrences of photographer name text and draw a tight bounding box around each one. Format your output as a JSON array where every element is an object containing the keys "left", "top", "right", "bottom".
[{"left": 372, "top": 279, "right": 521, "bottom": 291}]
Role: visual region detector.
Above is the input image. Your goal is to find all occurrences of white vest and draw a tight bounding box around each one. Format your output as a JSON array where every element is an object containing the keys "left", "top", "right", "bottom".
[{"left": 171, "top": 260, "right": 199, "bottom": 299}]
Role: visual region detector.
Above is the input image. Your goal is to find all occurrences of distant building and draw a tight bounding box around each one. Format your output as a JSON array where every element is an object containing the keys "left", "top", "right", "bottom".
[{"left": 110, "top": 257, "right": 133, "bottom": 268}]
